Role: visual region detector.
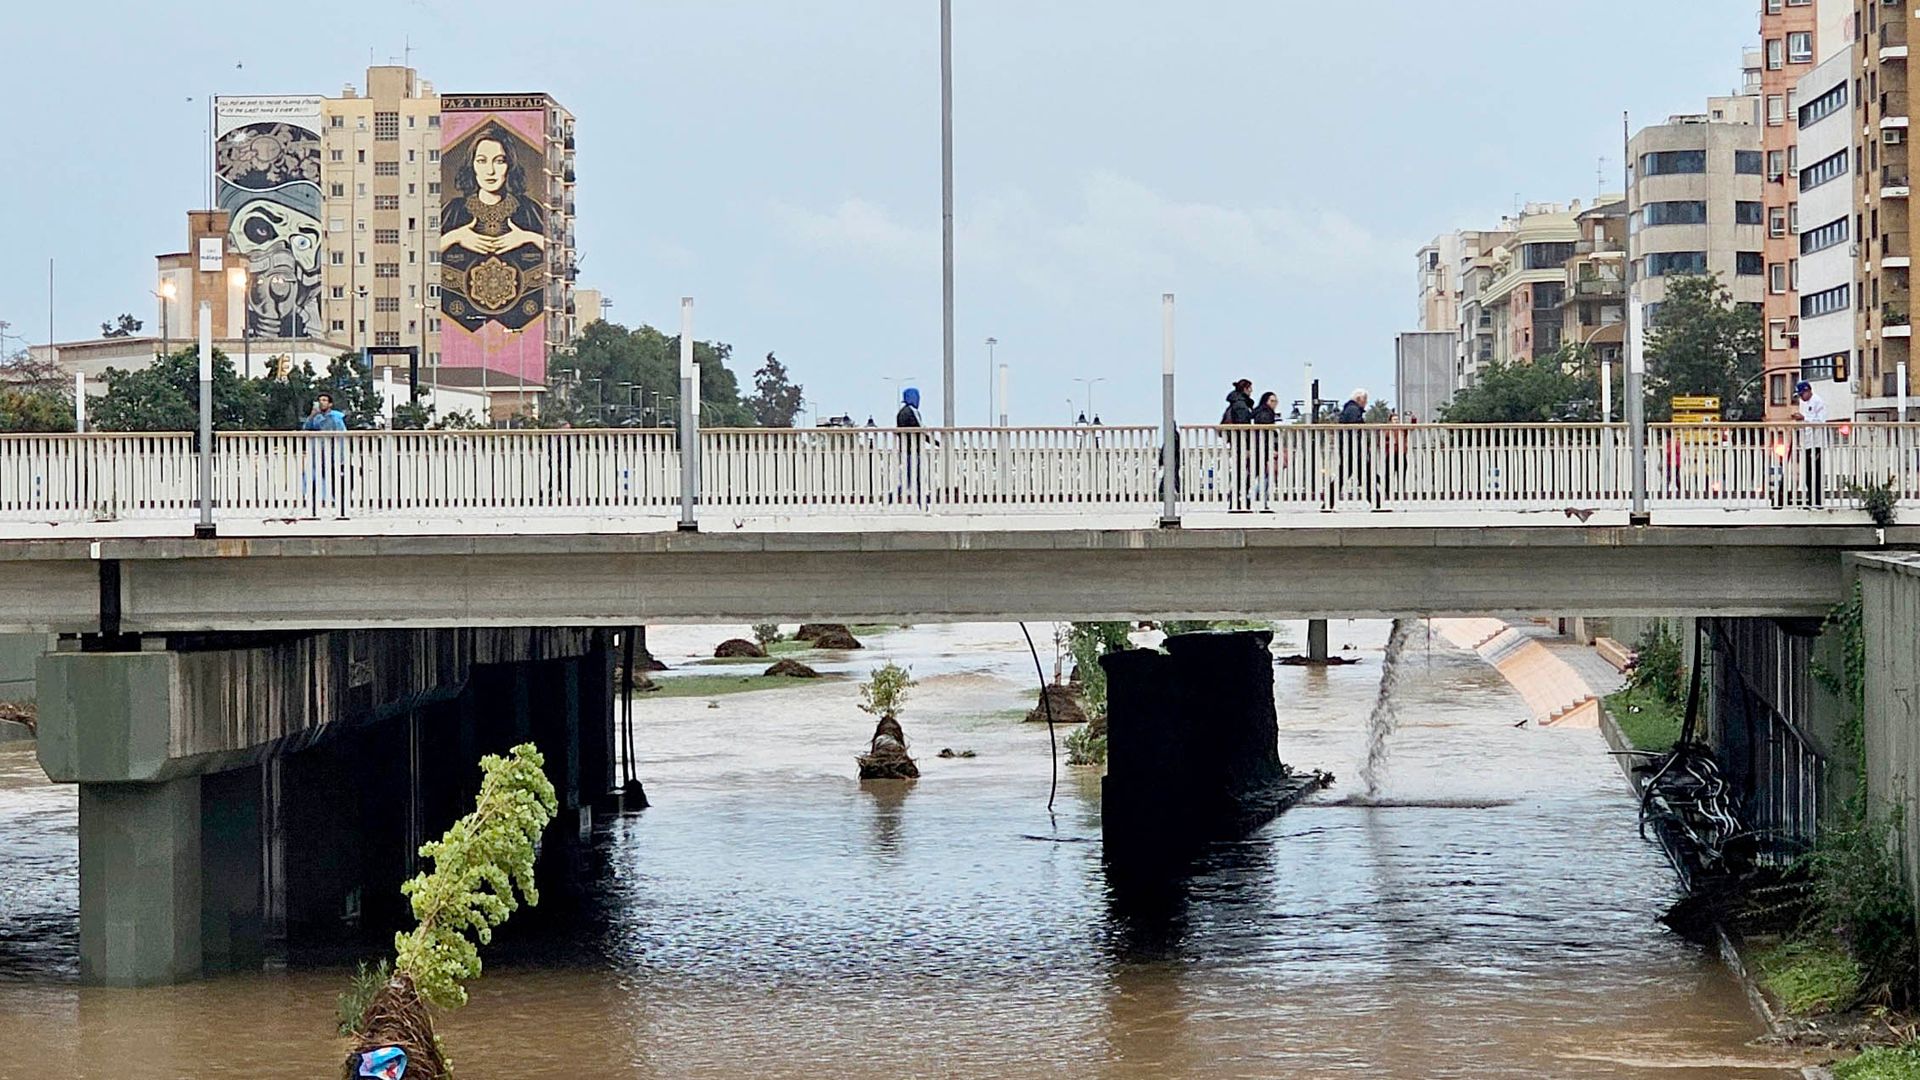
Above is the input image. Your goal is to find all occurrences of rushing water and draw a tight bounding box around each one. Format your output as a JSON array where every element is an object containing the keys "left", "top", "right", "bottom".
[
  {"left": 0, "top": 621, "right": 1804, "bottom": 1078},
  {"left": 1359, "top": 616, "right": 1418, "bottom": 798}
]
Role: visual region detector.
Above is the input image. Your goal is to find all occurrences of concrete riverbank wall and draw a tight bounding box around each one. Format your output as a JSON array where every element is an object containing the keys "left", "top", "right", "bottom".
[{"left": 1851, "top": 554, "right": 1920, "bottom": 926}]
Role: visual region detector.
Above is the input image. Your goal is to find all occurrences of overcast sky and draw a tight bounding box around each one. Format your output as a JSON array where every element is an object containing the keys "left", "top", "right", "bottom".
[{"left": 4, "top": 0, "right": 1755, "bottom": 425}]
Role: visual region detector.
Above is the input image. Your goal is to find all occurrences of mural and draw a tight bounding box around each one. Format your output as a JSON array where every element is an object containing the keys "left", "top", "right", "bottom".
[
  {"left": 440, "top": 97, "right": 550, "bottom": 381},
  {"left": 213, "top": 97, "right": 325, "bottom": 338}
]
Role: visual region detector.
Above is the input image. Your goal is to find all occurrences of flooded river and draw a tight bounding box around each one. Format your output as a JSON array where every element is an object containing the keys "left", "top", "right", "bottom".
[{"left": 0, "top": 621, "right": 1802, "bottom": 1077}]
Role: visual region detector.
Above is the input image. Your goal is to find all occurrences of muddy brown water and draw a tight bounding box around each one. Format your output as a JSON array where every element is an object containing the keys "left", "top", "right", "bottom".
[{"left": 0, "top": 622, "right": 1804, "bottom": 1077}]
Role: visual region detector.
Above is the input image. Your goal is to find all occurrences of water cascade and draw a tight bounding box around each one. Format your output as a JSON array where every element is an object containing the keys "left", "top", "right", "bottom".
[{"left": 1359, "top": 617, "right": 1418, "bottom": 797}]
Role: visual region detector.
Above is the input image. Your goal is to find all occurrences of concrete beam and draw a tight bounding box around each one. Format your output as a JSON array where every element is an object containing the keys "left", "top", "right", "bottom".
[
  {"left": 36, "top": 628, "right": 597, "bottom": 783},
  {"left": 0, "top": 542, "right": 99, "bottom": 633}
]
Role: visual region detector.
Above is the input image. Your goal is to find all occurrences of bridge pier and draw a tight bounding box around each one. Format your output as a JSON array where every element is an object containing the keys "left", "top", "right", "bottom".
[
  {"left": 1102, "top": 630, "right": 1309, "bottom": 869},
  {"left": 37, "top": 627, "right": 614, "bottom": 986}
]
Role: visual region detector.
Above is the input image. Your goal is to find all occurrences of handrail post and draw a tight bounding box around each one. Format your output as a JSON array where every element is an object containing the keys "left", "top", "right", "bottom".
[
  {"left": 1160, "top": 293, "right": 1179, "bottom": 527},
  {"left": 678, "top": 297, "right": 699, "bottom": 532},
  {"left": 195, "top": 301, "right": 215, "bottom": 538}
]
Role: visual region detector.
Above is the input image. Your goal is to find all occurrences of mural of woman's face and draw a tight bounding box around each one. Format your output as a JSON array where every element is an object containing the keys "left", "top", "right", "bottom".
[{"left": 472, "top": 138, "right": 509, "bottom": 196}]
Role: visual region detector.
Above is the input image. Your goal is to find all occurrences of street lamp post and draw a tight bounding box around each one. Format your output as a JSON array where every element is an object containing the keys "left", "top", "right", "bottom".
[
  {"left": 985, "top": 337, "right": 997, "bottom": 426},
  {"left": 228, "top": 267, "right": 252, "bottom": 378},
  {"left": 154, "top": 280, "right": 178, "bottom": 355},
  {"left": 1161, "top": 293, "right": 1178, "bottom": 527},
  {"left": 940, "top": 0, "right": 955, "bottom": 427},
  {"left": 1074, "top": 377, "right": 1108, "bottom": 423}
]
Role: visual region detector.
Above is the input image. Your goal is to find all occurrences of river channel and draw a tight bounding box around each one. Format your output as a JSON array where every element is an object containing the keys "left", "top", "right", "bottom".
[{"left": 0, "top": 621, "right": 1803, "bottom": 1077}]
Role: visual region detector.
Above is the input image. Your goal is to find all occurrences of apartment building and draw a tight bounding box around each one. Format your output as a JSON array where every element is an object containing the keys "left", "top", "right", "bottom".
[
  {"left": 1560, "top": 200, "right": 1629, "bottom": 369},
  {"left": 1478, "top": 204, "right": 1583, "bottom": 366},
  {"left": 1855, "top": 0, "right": 1916, "bottom": 418},
  {"left": 1759, "top": 0, "right": 1852, "bottom": 417},
  {"left": 1626, "top": 112, "right": 1766, "bottom": 332},
  {"left": 214, "top": 67, "right": 577, "bottom": 394},
  {"left": 1792, "top": 49, "right": 1859, "bottom": 417},
  {"left": 1417, "top": 233, "right": 1465, "bottom": 333}
]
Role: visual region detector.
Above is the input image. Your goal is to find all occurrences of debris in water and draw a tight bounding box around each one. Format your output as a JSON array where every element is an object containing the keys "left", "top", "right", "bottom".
[{"left": 1359, "top": 617, "right": 1418, "bottom": 798}]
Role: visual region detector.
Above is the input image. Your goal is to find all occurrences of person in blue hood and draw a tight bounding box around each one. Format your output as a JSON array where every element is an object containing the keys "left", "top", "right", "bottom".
[{"left": 896, "top": 387, "right": 925, "bottom": 503}]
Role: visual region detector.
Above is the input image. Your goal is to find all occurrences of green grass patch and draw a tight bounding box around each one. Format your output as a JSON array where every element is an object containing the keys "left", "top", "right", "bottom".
[
  {"left": 1837, "top": 1044, "right": 1920, "bottom": 1080},
  {"left": 767, "top": 639, "right": 815, "bottom": 656},
  {"left": 1755, "top": 936, "right": 1861, "bottom": 1016},
  {"left": 645, "top": 674, "right": 838, "bottom": 698},
  {"left": 1604, "top": 687, "right": 1684, "bottom": 752},
  {"left": 848, "top": 624, "right": 901, "bottom": 637}
]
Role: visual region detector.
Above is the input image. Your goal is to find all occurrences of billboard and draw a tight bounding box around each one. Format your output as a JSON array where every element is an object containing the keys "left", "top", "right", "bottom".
[
  {"left": 213, "top": 96, "right": 325, "bottom": 338},
  {"left": 439, "top": 96, "right": 550, "bottom": 382}
]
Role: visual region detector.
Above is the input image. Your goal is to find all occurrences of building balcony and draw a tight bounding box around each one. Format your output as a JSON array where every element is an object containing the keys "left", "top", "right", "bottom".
[
  {"left": 1883, "top": 17, "right": 1909, "bottom": 57},
  {"left": 1573, "top": 278, "right": 1626, "bottom": 299},
  {"left": 1888, "top": 165, "right": 1913, "bottom": 198},
  {"left": 1887, "top": 229, "right": 1913, "bottom": 268}
]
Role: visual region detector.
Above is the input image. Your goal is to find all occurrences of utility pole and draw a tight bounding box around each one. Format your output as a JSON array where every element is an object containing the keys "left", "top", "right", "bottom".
[
  {"left": 1624, "top": 112, "right": 1648, "bottom": 524},
  {"left": 940, "top": 0, "right": 956, "bottom": 427},
  {"left": 1161, "top": 293, "right": 1178, "bottom": 527}
]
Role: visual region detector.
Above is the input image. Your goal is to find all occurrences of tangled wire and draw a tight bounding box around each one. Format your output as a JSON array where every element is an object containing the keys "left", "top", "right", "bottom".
[{"left": 1635, "top": 743, "right": 1746, "bottom": 879}]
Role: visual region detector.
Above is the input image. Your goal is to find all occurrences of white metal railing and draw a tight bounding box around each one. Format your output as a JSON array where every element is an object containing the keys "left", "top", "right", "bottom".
[
  {"left": 1, "top": 423, "right": 1917, "bottom": 530},
  {"left": 0, "top": 433, "right": 196, "bottom": 522}
]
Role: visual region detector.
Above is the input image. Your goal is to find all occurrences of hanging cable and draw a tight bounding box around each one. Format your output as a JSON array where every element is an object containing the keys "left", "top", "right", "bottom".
[{"left": 1018, "top": 621, "right": 1059, "bottom": 812}]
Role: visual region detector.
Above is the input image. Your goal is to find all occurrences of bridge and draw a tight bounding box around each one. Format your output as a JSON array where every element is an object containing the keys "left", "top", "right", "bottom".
[{"left": 6, "top": 422, "right": 1920, "bottom": 988}]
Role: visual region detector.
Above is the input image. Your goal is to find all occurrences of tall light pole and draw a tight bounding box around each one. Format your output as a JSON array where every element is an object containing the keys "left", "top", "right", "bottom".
[
  {"left": 984, "top": 336, "right": 997, "bottom": 426},
  {"left": 154, "top": 280, "right": 178, "bottom": 355},
  {"left": 1623, "top": 112, "right": 1648, "bottom": 523},
  {"left": 1074, "top": 377, "right": 1108, "bottom": 422},
  {"left": 940, "top": 0, "right": 955, "bottom": 427},
  {"left": 1161, "top": 293, "right": 1177, "bottom": 527},
  {"left": 228, "top": 267, "right": 251, "bottom": 378}
]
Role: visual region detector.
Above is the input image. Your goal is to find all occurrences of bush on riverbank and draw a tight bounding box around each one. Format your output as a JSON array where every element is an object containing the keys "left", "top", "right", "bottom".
[
  {"left": 1756, "top": 937, "right": 1861, "bottom": 1015},
  {"left": 1605, "top": 688, "right": 1683, "bottom": 751},
  {"left": 1837, "top": 1044, "right": 1920, "bottom": 1079}
]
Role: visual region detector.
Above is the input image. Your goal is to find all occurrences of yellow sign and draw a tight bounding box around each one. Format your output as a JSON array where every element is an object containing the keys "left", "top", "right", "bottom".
[{"left": 1671, "top": 395, "right": 1722, "bottom": 426}]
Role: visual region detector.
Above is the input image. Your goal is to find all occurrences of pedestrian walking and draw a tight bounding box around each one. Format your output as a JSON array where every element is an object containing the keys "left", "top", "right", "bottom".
[
  {"left": 1789, "top": 379, "right": 1829, "bottom": 508},
  {"left": 1223, "top": 379, "right": 1256, "bottom": 511},
  {"left": 1335, "top": 388, "right": 1378, "bottom": 509},
  {"left": 1251, "top": 392, "right": 1281, "bottom": 508},
  {"left": 896, "top": 386, "right": 926, "bottom": 505}
]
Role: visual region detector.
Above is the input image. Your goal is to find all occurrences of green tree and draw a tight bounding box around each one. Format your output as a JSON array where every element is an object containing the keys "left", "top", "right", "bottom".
[
  {"left": 0, "top": 358, "right": 74, "bottom": 432},
  {"left": 548, "top": 320, "right": 755, "bottom": 428},
  {"left": 1066, "top": 622, "right": 1133, "bottom": 718},
  {"left": 1440, "top": 345, "right": 1607, "bottom": 422},
  {"left": 747, "top": 352, "right": 805, "bottom": 427},
  {"left": 92, "top": 347, "right": 385, "bottom": 432},
  {"left": 1644, "top": 273, "right": 1764, "bottom": 420},
  {"left": 100, "top": 313, "right": 142, "bottom": 338},
  {"left": 1363, "top": 399, "right": 1394, "bottom": 423}
]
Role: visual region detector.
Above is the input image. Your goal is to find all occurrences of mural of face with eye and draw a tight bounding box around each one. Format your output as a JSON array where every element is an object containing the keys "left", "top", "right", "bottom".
[
  {"left": 472, "top": 138, "right": 510, "bottom": 199},
  {"left": 229, "top": 198, "right": 322, "bottom": 338}
]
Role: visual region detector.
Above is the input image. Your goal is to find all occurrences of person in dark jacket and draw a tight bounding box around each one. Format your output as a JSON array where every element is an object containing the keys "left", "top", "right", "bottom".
[
  {"left": 1222, "top": 379, "right": 1256, "bottom": 510},
  {"left": 1336, "top": 388, "right": 1377, "bottom": 509},
  {"left": 896, "top": 387, "right": 925, "bottom": 504},
  {"left": 1251, "top": 392, "right": 1281, "bottom": 507}
]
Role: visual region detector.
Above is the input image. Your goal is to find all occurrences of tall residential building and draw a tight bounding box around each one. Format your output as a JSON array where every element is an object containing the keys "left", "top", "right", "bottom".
[
  {"left": 213, "top": 67, "right": 577, "bottom": 395},
  {"left": 1759, "top": 0, "right": 1853, "bottom": 418},
  {"left": 1416, "top": 233, "right": 1465, "bottom": 333},
  {"left": 1627, "top": 111, "right": 1766, "bottom": 343},
  {"left": 1855, "top": 0, "right": 1915, "bottom": 418},
  {"left": 1455, "top": 229, "right": 1509, "bottom": 387},
  {"left": 1561, "top": 199, "right": 1629, "bottom": 370},
  {"left": 1478, "top": 204, "right": 1583, "bottom": 366},
  {"left": 1790, "top": 49, "right": 1859, "bottom": 417}
]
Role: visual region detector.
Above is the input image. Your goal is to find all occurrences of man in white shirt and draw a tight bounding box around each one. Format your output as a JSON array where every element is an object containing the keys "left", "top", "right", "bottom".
[{"left": 1789, "top": 380, "right": 1829, "bottom": 507}]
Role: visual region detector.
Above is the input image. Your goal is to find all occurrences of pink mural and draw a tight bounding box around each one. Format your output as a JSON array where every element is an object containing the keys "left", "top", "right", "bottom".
[{"left": 439, "top": 99, "right": 550, "bottom": 382}]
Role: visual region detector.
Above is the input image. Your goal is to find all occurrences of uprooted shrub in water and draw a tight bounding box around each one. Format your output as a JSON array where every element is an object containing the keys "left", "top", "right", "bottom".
[{"left": 338, "top": 743, "right": 557, "bottom": 1079}]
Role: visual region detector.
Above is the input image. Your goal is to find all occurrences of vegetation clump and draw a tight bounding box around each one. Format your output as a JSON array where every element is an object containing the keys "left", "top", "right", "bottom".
[
  {"left": 340, "top": 744, "right": 557, "bottom": 1079},
  {"left": 857, "top": 662, "right": 919, "bottom": 779}
]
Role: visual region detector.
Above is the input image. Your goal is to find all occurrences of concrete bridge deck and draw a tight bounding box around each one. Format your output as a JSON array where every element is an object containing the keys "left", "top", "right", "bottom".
[{"left": 3, "top": 523, "right": 1911, "bottom": 634}]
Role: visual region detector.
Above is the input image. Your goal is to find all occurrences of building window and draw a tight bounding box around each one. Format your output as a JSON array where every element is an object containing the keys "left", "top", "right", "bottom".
[
  {"left": 1800, "top": 149, "right": 1849, "bottom": 191},
  {"left": 1802, "top": 353, "right": 1846, "bottom": 382},
  {"left": 1770, "top": 374, "right": 1790, "bottom": 406},
  {"left": 374, "top": 296, "right": 400, "bottom": 313},
  {"left": 1801, "top": 216, "right": 1851, "bottom": 255},
  {"left": 1768, "top": 149, "right": 1786, "bottom": 177},
  {"left": 408, "top": 183, "right": 416, "bottom": 195},
  {"left": 1798, "top": 83, "right": 1848, "bottom": 128},
  {"left": 428, "top": 115, "right": 440, "bottom": 128},
  {"left": 357, "top": 149, "right": 366, "bottom": 163},
  {"left": 357, "top": 252, "right": 366, "bottom": 265},
  {"left": 1735, "top": 150, "right": 1764, "bottom": 175},
  {"left": 1766, "top": 38, "right": 1783, "bottom": 70},
  {"left": 374, "top": 228, "right": 400, "bottom": 245},
  {"left": 374, "top": 195, "right": 399, "bottom": 211},
  {"left": 1769, "top": 207, "right": 1789, "bottom": 237},
  {"left": 428, "top": 284, "right": 441, "bottom": 299},
  {"left": 374, "top": 263, "right": 400, "bottom": 278},
  {"left": 1737, "top": 252, "right": 1765, "bottom": 276},
  {"left": 1769, "top": 262, "right": 1789, "bottom": 293},
  {"left": 1787, "top": 31, "right": 1813, "bottom": 63},
  {"left": 375, "top": 331, "right": 401, "bottom": 347},
  {"left": 1767, "top": 95, "right": 1785, "bottom": 126},
  {"left": 1646, "top": 251, "right": 1708, "bottom": 276},
  {"left": 330, "top": 286, "right": 345, "bottom": 300},
  {"left": 330, "top": 115, "right": 344, "bottom": 128},
  {"left": 330, "top": 251, "right": 345, "bottom": 266},
  {"left": 1801, "top": 284, "right": 1850, "bottom": 319},
  {"left": 374, "top": 161, "right": 400, "bottom": 177},
  {"left": 428, "top": 149, "right": 440, "bottom": 163},
  {"left": 1642, "top": 150, "right": 1708, "bottom": 176},
  {"left": 1644, "top": 200, "right": 1709, "bottom": 226},
  {"left": 1734, "top": 201, "right": 1764, "bottom": 226},
  {"left": 330, "top": 149, "right": 343, "bottom": 162},
  {"left": 1522, "top": 242, "right": 1577, "bottom": 270},
  {"left": 331, "top": 320, "right": 345, "bottom": 332},
  {"left": 426, "top": 213, "right": 439, "bottom": 230},
  {"left": 427, "top": 182, "right": 441, "bottom": 195},
  {"left": 374, "top": 112, "right": 399, "bottom": 141},
  {"left": 407, "top": 149, "right": 416, "bottom": 163}
]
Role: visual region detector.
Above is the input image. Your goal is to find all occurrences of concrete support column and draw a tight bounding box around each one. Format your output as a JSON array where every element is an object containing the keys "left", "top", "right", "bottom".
[
  {"left": 79, "top": 778, "right": 201, "bottom": 986},
  {"left": 1307, "top": 619, "right": 1329, "bottom": 664},
  {"left": 200, "top": 765, "right": 264, "bottom": 972}
]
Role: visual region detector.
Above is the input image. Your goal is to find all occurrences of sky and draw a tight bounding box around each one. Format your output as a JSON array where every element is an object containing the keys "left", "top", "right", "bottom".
[{"left": 2, "top": 0, "right": 1757, "bottom": 426}]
